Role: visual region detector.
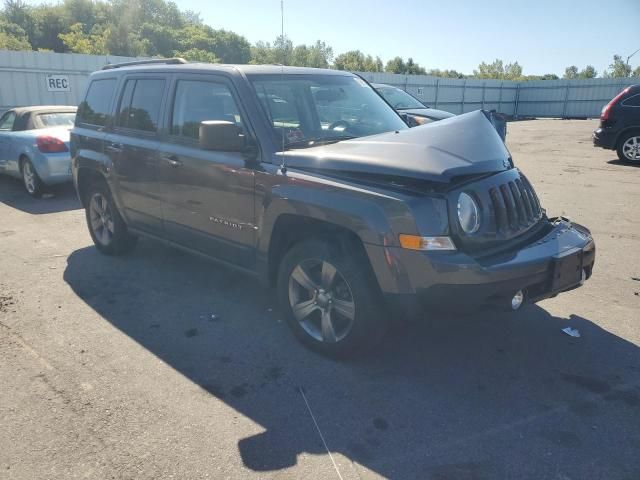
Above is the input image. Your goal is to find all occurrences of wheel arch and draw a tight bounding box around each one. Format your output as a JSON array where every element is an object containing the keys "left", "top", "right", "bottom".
[
  {"left": 18, "top": 153, "right": 30, "bottom": 170},
  {"left": 266, "top": 214, "right": 380, "bottom": 290},
  {"left": 76, "top": 167, "right": 109, "bottom": 207},
  {"left": 615, "top": 126, "right": 640, "bottom": 148}
]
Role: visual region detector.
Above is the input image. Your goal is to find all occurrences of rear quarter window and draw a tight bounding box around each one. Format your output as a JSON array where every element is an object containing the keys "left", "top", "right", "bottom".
[
  {"left": 622, "top": 93, "right": 640, "bottom": 107},
  {"left": 77, "top": 78, "right": 117, "bottom": 127},
  {"left": 36, "top": 112, "right": 76, "bottom": 128}
]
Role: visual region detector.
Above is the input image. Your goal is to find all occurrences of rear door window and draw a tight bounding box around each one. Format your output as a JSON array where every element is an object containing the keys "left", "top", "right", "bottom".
[
  {"left": 116, "top": 78, "right": 166, "bottom": 132},
  {"left": 77, "top": 78, "right": 117, "bottom": 126}
]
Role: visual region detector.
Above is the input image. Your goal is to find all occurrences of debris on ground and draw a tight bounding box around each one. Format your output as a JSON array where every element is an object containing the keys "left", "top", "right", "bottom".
[
  {"left": 562, "top": 327, "right": 581, "bottom": 338},
  {"left": 0, "top": 295, "right": 15, "bottom": 313}
]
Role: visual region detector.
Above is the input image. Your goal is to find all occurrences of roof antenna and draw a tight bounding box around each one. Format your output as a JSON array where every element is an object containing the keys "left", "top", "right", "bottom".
[{"left": 279, "top": 0, "right": 287, "bottom": 174}]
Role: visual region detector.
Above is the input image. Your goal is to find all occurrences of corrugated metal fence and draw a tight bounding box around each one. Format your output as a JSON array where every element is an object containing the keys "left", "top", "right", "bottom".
[
  {"left": 0, "top": 50, "right": 143, "bottom": 110},
  {"left": 0, "top": 50, "right": 638, "bottom": 118},
  {"left": 359, "top": 72, "right": 639, "bottom": 118}
]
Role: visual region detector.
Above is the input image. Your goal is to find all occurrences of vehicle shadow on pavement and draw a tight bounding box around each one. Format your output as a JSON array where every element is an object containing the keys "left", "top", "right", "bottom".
[
  {"left": 0, "top": 176, "right": 80, "bottom": 214},
  {"left": 63, "top": 241, "right": 640, "bottom": 479},
  {"left": 606, "top": 159, "right": 640, "bottom": 168}
]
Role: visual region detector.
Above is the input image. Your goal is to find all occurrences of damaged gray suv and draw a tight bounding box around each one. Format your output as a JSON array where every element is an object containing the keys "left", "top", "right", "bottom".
[{"left": 71, "top": 59, "right": 595, "bottom": 357}]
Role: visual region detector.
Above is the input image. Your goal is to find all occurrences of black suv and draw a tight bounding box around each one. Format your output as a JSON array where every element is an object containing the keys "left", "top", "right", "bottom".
[
  {"left": 71, "top": 59, "right": 595, "bottom": 357},
  {"left": 593, "top": 84, "right": 640, "bottom": 162}
]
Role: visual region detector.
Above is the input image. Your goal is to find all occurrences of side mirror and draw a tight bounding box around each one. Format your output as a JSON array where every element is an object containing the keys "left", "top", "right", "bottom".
[{"left": 199, "top": 121, "right": 246, "bottom": 152}]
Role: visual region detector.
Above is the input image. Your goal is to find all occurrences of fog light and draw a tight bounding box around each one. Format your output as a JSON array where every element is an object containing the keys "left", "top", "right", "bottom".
[{"left": 511, "top": 290, "right": 524, "bottom": 310}]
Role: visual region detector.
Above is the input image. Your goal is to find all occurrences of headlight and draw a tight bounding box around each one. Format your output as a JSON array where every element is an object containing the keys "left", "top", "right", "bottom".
[{"left": 457, "top": 192, "right": 480, "bottom": 234}]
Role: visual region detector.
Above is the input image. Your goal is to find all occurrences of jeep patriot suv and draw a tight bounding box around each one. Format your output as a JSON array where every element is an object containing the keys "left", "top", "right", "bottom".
[{"left": 71, "top": 59, "right": 595, "bottom": 357}]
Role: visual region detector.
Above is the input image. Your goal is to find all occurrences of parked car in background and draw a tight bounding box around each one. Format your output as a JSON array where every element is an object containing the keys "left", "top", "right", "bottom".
[
  {"left": 0, "top": 105, "right": 76, "bottom": 196},
  {"left": 593, "top": 84, "right": 640, "bottom": 163},
  {"left": 72, "top": 60, "right": 595, "bottom": 358},
  {"left": 373, "top": 83, "right": 507, "bottom": 141},
  {"left": 372, "top": 83, "right": 455, "bottom": 124}
]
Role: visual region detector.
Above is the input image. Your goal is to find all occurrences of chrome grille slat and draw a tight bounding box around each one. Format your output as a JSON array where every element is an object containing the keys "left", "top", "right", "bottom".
[
  {"left": 489, "top": 187, "right": 508, "bottom": 233},
  {"left": 488, "top": 172, "right": 543, "bottom": 237},
  {"left": 515, "top": 178, "right": 534, "bottom": 221},
  {"left": 522, "top": 175, "right": 541, "bottom": 216},
  {"left": 508, "top": 181, "right": 527, "bottom": 225},
  {"left": 499, "top": 184, "right": 518, "bottom": 230}
]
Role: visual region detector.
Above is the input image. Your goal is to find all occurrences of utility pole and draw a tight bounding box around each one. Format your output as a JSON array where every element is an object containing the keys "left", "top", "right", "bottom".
[{"left": 626, "top": 47, "right": 640, "bottom": 66}]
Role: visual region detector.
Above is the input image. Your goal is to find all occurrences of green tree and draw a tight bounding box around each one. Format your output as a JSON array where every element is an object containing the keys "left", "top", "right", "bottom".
[
  {"left": 58, "top": 22, "right": 108, "bottom": 54},
  {"left": 578, "top": 65, "right": 597, "bottom": 79},
  {"left": 207, "top": 28, "right": 251, "bottom": 63},
  {"left": 405, "top": 57, "right": 425, "bottom": 75},
  {"left": 634, "top": 66, "right": 640, "bottom": 77},
  {"left": 474, "top": 59, "right": 504, "bottom": 79},
  {"left": 504, "top": 61, "right": 522, "bottom": 80},
  {"left": 474, "top": 59, "right": 523, "bottom": 80},
  {"left": 0, "top": 17, "right": 31, "bottom": 50},
  {"left": 334, "top": 50, "right": 382, "bottom": 72},
  {"left": 563, "top": 65, "right": 578, "bottom": 79},
  {"left": 604, "top": 54, "right": 632, "bottom": 77},
  {"left": 304, "top": 40, "right": 333, "bottom": 68},
  {"left": 385, "top": 56, "right": 406, "bottom": 73},
  {"left": 250, "top": 40, "right": 274, "bottom": 64},
  {"left": 426, "top": 69, "right": 466, "bottom": 79},
  {"left": 175, "top": 47, "right": 218, "bottom": 63}
]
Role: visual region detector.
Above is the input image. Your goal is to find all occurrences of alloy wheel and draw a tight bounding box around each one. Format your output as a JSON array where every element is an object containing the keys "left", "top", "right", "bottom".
[
  {"left": 622, "top": 136, "right": 640, "bottom": 161},
  {"left": 288, "top": 258, "right": 356, "bottom": 343},
  {"left": 89, "top": 193, "right": 115, "bottom": 246},
  {"left": 22, "top": 162, "right": 35, "bottom": 194}
]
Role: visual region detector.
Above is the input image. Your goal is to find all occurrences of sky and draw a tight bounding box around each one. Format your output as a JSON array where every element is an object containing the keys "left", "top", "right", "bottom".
[
  {"left": 175, "top": 0, "right": 640, "bottom": 76},
  {"left": 21, "top": 0, "right": 640, "bottom": 75}
]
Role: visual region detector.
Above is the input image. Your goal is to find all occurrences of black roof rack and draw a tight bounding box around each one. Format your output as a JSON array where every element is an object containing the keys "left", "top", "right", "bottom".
[{"left": 101, "top": 58, "right": 188, "bottom": 71}]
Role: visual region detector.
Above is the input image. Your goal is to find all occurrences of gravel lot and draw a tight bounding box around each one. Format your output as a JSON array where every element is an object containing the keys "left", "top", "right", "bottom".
[{"left": 1, "top": 119, "right": 639, "bottom": 480}]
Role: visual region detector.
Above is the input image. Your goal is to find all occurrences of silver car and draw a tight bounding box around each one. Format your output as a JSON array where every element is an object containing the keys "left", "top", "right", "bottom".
[{"left": 0, "top": 106, "right": 76, "bottom": 197}]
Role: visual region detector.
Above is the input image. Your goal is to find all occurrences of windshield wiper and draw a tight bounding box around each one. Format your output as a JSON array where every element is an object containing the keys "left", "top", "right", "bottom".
[{"left": 284, "top": 135, "right": 356, "bottom": 150}]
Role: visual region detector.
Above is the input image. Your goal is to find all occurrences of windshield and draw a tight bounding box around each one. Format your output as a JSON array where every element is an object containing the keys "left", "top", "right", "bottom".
[
  {"left": 37, "top": 112, "right": 76, "bottom": 127},
  {"left": 250, "top": 74, "right": 408, "bottom": 149},
  {"left": 375, "top": 85, "right": 426, "bottom": 110}
]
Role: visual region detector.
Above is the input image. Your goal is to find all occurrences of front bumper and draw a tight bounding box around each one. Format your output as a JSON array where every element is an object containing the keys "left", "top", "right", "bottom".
[
  {"left": 366, "top": 218, "right": 595, "bottom": 316},
  {"left": 592, "top": 127, "right": 616, "bottom": 150}
]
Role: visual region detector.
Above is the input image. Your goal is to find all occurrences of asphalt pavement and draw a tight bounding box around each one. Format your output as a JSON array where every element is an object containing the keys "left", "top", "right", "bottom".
[{"left": 1, "top": 119, "right": 639, "bottom": 479}]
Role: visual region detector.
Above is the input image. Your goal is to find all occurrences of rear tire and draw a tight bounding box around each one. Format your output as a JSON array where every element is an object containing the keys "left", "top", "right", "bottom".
[
  {"left": 616, "top": 131, "right": 640, "bottom": 163},
  {"left": 277, "top": 239, "right": 387, "bottom": 358},
  {"left": 21, "top": 158, "right": 44, "bottom": 198},
  {"left": 84, "top": 181, "right": 137, "bottom": 255}
]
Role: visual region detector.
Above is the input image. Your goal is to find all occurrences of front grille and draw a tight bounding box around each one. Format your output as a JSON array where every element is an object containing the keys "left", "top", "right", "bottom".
[
  {"left": 488, "top": 175, "right": 543, "bottom": 235},
  {"left": 449, "top": 169, "right": 547, "bottom": 253}
]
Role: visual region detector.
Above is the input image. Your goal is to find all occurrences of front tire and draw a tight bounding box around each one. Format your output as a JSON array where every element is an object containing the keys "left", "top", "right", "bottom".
[
  {"left": 21, "top": 158, "right": 44, "bottom": 198},
  {"left": 616, "top": 131, "right": 640, "bottom": 163},
  {"left": 85, "top": 181, "right": 137, "bottom": 255},
  {"left": 277, "top": 239, "right": 387, "bottom": 358}
]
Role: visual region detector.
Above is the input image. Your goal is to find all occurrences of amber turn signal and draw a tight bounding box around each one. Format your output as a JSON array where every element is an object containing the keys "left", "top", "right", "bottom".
[{"left": 398, "top": 234, "right": 456, "bottom": 251}]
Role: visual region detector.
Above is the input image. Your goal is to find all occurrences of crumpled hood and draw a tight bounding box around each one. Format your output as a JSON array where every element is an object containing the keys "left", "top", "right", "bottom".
[
  {"left": 276, "top": 110, "right": 511, "bottom": 183},
  {"left": 401, "top": 107, "right": 456, "bottom": 121}
]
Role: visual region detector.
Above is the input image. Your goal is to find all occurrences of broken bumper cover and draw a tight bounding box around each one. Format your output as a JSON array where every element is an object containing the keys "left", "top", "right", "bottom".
[{"left": 366, "top": 218, "right": 595, "bottom": 315}]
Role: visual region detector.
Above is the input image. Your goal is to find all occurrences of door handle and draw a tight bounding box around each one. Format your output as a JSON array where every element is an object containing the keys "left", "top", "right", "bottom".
[
  {"left": 106, "top": 143, "right": 123, "bottom": 154},
  {"left": 161, "top": 154, "right": 182, "bottom": 168}
]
